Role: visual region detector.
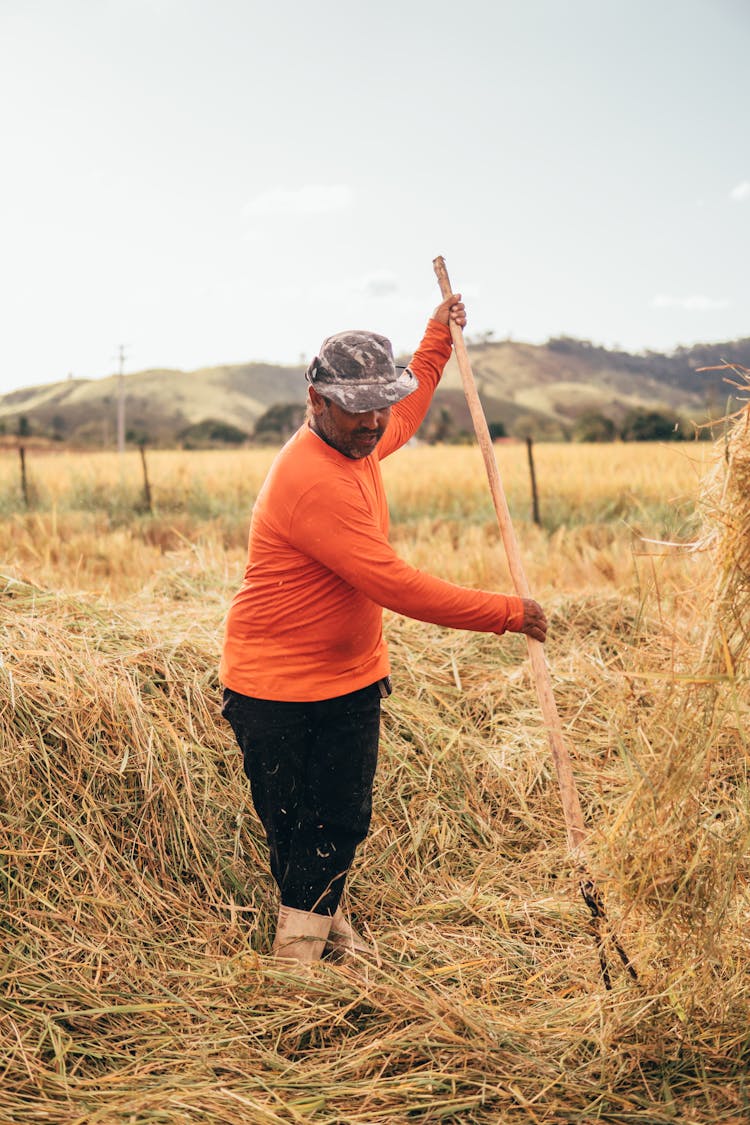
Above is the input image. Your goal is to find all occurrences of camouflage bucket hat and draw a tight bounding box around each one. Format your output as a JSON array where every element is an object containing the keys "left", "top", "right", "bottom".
[{"left": 305, "top": 330, "right": 418, "bottom": 412}]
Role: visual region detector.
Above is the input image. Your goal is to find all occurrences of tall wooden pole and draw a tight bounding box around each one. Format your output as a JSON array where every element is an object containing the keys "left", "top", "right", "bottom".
[
  {"left": 433, "top": 256, "right": 586, "bottom": 855},
  {"left": 433, "top": 257, "right": 637, "bottom": 985}
]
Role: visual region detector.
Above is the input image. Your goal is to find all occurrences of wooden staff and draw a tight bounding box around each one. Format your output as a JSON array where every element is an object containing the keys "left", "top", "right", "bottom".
[
  {"left": 433, "top": 255, "right": 586, "bottom": 852},
  {"left": 433, "top": 257, "right": 637, "bottom": 985}
]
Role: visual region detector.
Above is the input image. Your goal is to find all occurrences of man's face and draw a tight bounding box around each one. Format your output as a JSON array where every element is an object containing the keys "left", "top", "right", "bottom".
[{"left": 309, "top": 389, "right": 392, "bottom": 460}]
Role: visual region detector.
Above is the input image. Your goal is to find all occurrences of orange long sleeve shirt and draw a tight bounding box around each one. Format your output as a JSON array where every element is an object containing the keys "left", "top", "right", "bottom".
[{"left": 220, "top": 318, "right": 524, "bottom": 701}]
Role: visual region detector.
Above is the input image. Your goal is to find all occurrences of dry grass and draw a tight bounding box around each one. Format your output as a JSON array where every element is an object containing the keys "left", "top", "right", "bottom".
[
  {"left": 0, "top": 442, "right": 709, "bottom": 600},
  {"left": 0, "top": 441, "right": 710, "bottom": 527},
  {"left": 1, "top": 432, "right": 748, "bottom": 1123}
]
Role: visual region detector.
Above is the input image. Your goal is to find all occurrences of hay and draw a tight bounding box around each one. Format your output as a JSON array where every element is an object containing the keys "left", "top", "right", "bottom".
[
  {"left": 602, "top": 375, "right": 750, "bottom": 961},
  {"left": 1, "top": 433, "right": 749, "bottom": 1122},
  {"left": 699, "top": 366, "right": 750, "bottom": 673}
]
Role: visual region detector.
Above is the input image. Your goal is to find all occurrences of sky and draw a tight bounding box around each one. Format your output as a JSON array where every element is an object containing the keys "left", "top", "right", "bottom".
[{"left": 1, "top": 0, "right": 748, "bottom": 394}]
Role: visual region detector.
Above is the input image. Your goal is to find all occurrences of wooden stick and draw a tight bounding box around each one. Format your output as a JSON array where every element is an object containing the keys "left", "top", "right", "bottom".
[{"left": 433, "top": 256, "right": 586, "bottom": 855}]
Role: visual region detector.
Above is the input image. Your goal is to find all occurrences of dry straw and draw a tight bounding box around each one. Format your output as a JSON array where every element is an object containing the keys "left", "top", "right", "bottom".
[
  {"left": 1, "top": 418, "right": 749, "bottom": 1121},
  {"left": 603, "top": 366, "right": 750, "bottom": 959},
  {"left": 698, "top": 365, "right": 750, "bottom": 675}
]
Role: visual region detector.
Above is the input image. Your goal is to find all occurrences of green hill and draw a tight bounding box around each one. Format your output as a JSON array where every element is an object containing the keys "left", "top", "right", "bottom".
[{"left": 1, "top": 336, "right": 747, "bottom": 447}]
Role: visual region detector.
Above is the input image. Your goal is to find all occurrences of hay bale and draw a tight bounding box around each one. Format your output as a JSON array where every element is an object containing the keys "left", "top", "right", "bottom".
[
  {"left": 602, "top": 376, "right": 750, "bottom": 963},
  {"left": 699, "top": 373, "right": 750, "bottom": 673}
]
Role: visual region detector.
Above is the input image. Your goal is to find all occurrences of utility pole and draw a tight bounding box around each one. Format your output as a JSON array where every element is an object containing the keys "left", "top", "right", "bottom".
[{"left": 116, "top": 344, "right": 127, "bottom": 455}]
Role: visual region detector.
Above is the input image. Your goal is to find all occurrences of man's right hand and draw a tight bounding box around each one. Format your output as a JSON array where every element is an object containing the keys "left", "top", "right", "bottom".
[
  {"left": 432, "top": 292, "right": 467, "bottom": 329},
  {"left": 516, "top": 598, "right": 548, "bottom": 643}
]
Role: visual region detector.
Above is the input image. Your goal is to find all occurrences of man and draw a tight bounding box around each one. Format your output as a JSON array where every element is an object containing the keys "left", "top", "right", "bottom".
[{"left": 220, "top": 293, "right": 547, "bottom": 964}]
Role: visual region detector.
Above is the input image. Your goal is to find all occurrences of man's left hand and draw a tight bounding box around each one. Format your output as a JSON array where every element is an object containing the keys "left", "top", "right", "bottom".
[{"left": 516, "top": 599, "right": 548, "bottom": 643}]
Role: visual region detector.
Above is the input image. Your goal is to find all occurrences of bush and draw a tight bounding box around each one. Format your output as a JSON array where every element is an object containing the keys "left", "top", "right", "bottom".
[
  {"left": 621, "top": 408, "right": 684, "bottom": 441},
  {"left": 179, "top": 419, "right": 250, "bottom": 448},
  {"left": 253, "top": 403, "right": 306, "bottom": 442},
  {"left": 573, "top": 412, "right": 617, "bottom": 442},
  {"left": 512, "top": 413, "right": 569, "bottom": 441}
]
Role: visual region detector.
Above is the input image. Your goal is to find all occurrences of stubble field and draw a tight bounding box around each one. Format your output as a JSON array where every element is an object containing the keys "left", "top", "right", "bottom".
[{"left": 1, "top": 432, "right": 748, "bottom": 1124}]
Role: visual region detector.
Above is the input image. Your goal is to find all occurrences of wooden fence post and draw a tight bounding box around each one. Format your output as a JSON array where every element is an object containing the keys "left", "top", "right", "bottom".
[
  {"left": 139, "top": 443, "right": 153, "bottom": 514},
  {"left": 18, "top": 445, "right": 29, "bottom": 509},
  {"left": 526, "top": 436, "right": 541, "bottom": 526}
]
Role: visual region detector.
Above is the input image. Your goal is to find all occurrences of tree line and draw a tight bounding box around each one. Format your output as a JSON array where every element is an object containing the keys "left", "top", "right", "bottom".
[{"left": 0, "top": 402, "right": 711, "bottom": 449}]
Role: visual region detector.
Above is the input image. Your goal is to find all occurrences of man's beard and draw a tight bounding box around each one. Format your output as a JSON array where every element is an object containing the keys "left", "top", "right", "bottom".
[{"left": 312, "top": 415, "right": 386, "bottom": 460}]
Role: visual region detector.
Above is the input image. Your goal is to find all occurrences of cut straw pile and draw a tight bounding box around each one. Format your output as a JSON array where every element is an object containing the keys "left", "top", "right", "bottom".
[
  {"left": 1, "top": 407, "right": 749, "bottom": 1122},
  {"left": 601, "top": 372, "right": 750, "bottom": 955}
]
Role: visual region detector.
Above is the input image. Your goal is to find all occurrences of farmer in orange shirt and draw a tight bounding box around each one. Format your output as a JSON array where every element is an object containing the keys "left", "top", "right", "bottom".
[{"left": 220, "top": 293, "right": 547, "bottom": 964}]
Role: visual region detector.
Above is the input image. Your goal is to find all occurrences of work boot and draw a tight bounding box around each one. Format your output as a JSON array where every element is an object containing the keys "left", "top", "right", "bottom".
[
  {"left": 272, "top": 905, "right": 332, "bottom": 964},
  {"left": 326, "top": 906, "right": 376, "bottom": 958}
]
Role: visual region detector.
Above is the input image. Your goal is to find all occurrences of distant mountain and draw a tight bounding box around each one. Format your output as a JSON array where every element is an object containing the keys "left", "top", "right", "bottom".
[
  {"left": 1, "top": 336, "right": 747, "bottom": 447},
  {"left": 433, "top": 335, "right": 749, "bottom": 439}
]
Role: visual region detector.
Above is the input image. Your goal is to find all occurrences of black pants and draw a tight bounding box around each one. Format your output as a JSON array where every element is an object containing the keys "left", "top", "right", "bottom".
[{"left": 222, "top": 682, "right": 384, "bottom": 916}]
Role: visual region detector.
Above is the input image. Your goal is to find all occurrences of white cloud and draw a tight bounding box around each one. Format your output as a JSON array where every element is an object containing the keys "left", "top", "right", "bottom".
[
  {"left": 651, "top": 294, "right": 729, "bottom": 311},
  {"left": 308, "top": 272, "right": 400, "bottom": 302},
  {"left": 356, "top": 271, "right": 399, "bottom": 298},
  {"left": 729, "top": 180, "right": 750, "bottom": 202},
  {"left": 242, "top": 184, "right": 353, "bottom": 219}
]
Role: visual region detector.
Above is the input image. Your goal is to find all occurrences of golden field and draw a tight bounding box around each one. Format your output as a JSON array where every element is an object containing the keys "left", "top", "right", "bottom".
[
  {"left": 1, "top": 434, "right": 748, "bottom": 1124},
  {"left": 0, "top": 440, "right": 711, "bottom": 595}
]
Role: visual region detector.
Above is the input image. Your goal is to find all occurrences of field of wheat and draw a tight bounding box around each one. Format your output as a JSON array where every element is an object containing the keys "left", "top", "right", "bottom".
[{"left": 1, "top": 428, "right": 748, "bottom": 1124}]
